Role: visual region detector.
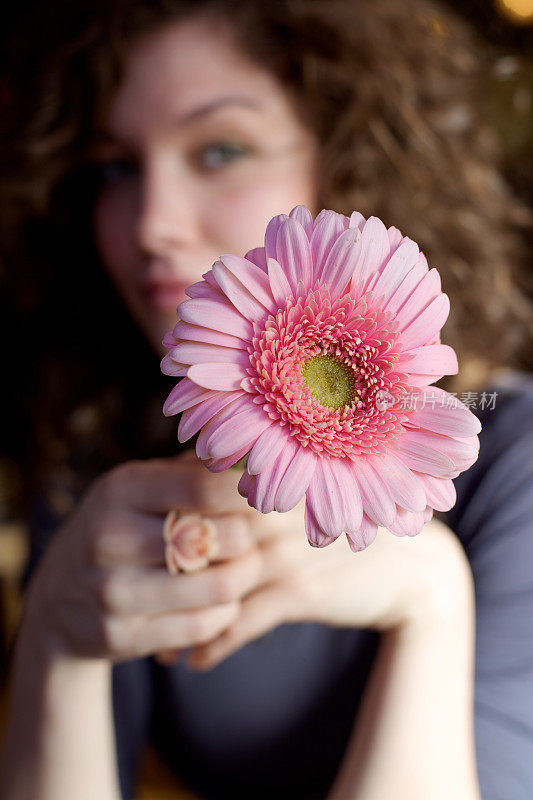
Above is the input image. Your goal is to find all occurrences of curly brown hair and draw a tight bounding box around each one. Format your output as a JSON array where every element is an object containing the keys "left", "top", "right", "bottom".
[{"left": 1, "top": 0, "right": 532, "bottom": 513}]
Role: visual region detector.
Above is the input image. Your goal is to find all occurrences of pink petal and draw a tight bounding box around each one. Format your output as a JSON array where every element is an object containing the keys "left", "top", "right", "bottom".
[
  {"left": 330, "top": 457, "right": 363, "bottom": 532},
  {"left": 445, "top": 436, "right": 480, "bottom": 470},
  {"left": 163, "top": 379, "right": 218, "bottom": 416},
  {"left": 320, "top": 227, "right": 362, "bottom": 298},
  {"left": 353, "top": 457, "right": 396, "bottom": 527},
  {"left": 349, "top": 211, "right": 366, "bottom": 230},
  {"left": 268, "top": 257, "right": 293, "bottom": 307},
  {"left": 389, "top": 507, "right": 425, "bottom": 537},
  {"left": 351, "top": 216, "right": 391, "bottom": 295},
  {"left": 172, "top": 341, "right": 250, "bottom": 366},
  {"left": 276, "top": 218, "right": 313, "bottom": 293},
  {"left": 312, "top": 208, "right": 347, "bottom": 230},
  {"left": 387, "top": 226, "right": 404, "bottom": 254},
  {"left": 408, "top": 397, "right": 480, "bottom": 438},
  {"left": 218, "top": 254, "right": 276, "bottom": 312},
  {"left": 414, "top": 472, "right": 456, "bottom": 512},
  {"left": 247, "top": 423, "right": 289, "bottom": 475},
  {"left": 398, "top": 293, "right": 450, "bottom": 351},
  {"left": 346, "top": 515, "right": 378, "bottom": 552},
  {"left": 289, "top": 205, "right": 314, "bottom": 237},
  {"left": 417, "top": 252, "right": 429, "bottom": 270},
  {"left": 416, "top": 387, "right": 482, "bottom": 433},
  {"left": 202, "top": 269, "right": 220, "bottom": 290},
  {"left": 275, "top": 445, "right": 318, "bottom": 512},
  {"left": 408, "top": 373, "right": 445, "bottom": 387},
  {"left": 310, "top": 211, "right": 346, "bottom": 282},
  {"left": 160, "top": 354, "right": 188, "bottom": 376},
  {"left": 205, "top": 444, "right": 252, "bottom": 473},
  {"left": 398, "top": 344, "right": 458, "bottom": 376},
  {"left": 383, "top": 259, "right": 428, "bottom": 316},
  {"left": 206, "top": 403, "right": 273, "bottom": 459},
  {"left": 370, "top": 239, "right": 420, "bottom": 301},
  {"left": 173, "top": 320, "right": 248, "bottom": 350},
  {"left": 187, "top": 362, "right": 248, "bottom": 391},
  {"left": 162, "top": 330, "right": 178, "bottom": 348},
  {"left": 394, "top": 269, "right": 441, "bottom": 330},
  {"left": 178, "top": 297, "right": 253, "bottom": 340},
  {"left": 395, "top": 431, "right": 456, "bottom": 477},
  {"left": 178, "top": 390, "right": 243, "bottom": 442},
  {"left": 244, "top": 472, "right": 259, "bottom": 509},
  {"left": 306, "top": 460, "right": 345, "bottom": 539},
  {"left": 185, "top": 281, "right": 223, "bottom": 300},
  {"left": 304, "top": 503, "right": 339, "bottom": 548},
  {"left": 264, "top": 214, "right": 289, "bottom": 261},
  {"left": 375, "top": 452, "right": 427, "bottom": 512},
  {"left": 212, "top": 260, "right": 270, "bottom": 325},
  {"left": 195, "top": 395, "right": 250, "bottom": 458},
  {"left": 244, "top": 247, "right": 268, "bottom": 271},
  {"left": 253, "top": 437, "right": 299, "bottom": 513},
  {"left": 403, "top": 429, "right": 479, "bottom": 471},
  {"left": 238, "top": 470, "right": 255, "bottom": 498}
]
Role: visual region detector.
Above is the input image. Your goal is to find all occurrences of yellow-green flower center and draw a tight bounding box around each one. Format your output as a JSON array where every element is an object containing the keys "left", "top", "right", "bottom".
[{"left": 301, "top": 354, "right": 355, "bottom": 409}]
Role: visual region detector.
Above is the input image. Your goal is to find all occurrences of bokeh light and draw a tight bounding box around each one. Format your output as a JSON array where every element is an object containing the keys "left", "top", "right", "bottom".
[{"left": 496, "top": 0, "right": 533, "bottom": 24}]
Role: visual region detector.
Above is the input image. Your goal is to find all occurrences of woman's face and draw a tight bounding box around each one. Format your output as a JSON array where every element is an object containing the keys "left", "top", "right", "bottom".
[{"left": 93, "top": 17, "right": 318, "bottom": 354}]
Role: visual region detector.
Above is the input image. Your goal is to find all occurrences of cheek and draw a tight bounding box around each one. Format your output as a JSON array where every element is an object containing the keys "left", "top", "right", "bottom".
[
  {"left": 93, "top": 186, "right": 138, "bottom": 285},
  {"left": 208, "top": 171, "right": 317, "bottom": 256}
]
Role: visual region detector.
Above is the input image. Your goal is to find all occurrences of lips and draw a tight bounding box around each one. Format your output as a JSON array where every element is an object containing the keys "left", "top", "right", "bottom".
[{"left": 143, "top": 278, "right": 191, "bottom": 311}]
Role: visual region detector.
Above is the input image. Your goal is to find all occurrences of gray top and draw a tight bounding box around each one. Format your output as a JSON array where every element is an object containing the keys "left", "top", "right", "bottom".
[{"left": 24, "top": 372, "right": 533, "bottom": 799}]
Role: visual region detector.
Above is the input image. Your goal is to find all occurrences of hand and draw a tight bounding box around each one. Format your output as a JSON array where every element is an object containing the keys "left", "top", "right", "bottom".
[
  {"left": 186, "top": 506, "right": 472, "bottom": 670},
  {"left": 23, "top": 453, "right": 263, "bottom": 663}
]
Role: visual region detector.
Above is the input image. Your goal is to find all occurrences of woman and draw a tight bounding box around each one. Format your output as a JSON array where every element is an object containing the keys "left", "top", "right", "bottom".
[{"left": 1, "top": 1, "right": 533, "bottom": 798}]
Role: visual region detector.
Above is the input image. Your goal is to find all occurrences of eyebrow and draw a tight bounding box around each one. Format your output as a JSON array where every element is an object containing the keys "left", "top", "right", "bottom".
[
  {"left": 171, "top": 95, "right": 263, "bottom": 127},
  {"left": 94, "top": 95, "right": 263, "bottom": 147}
]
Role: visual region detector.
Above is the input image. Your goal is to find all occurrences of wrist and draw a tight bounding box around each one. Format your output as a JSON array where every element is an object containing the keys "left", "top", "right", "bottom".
[
  {"left": 400, "top": 525, "right": 474, "bottom": 631},
  {"left": 17, "top": 587, "right": 109, "bottom": 671},
  {"left": 2, "top": 614, "right": 118, "bottom": 800},
  {"left": 381, "top": 519, "right": 475, "bottom": 633}
]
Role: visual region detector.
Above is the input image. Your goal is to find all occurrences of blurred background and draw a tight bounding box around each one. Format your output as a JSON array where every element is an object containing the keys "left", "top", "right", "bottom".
[{"left": 0, "top": 1, "right": 532, "bottom": 797}]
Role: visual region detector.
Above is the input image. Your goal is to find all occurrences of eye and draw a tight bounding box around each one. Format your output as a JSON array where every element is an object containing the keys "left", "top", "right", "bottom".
[
  {"left": 94, "top": 157, "right": 139, "bottom": 185},
  {"left": 194, "top": 141, "right": 249, "bottom": 171}
]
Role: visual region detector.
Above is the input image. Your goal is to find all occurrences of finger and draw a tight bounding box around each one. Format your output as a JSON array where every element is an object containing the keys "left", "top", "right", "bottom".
[
  {"left": 92, "top": 511, "right": 255, "bottom": 569},
  {"left": 91, "top": 512, "right": 166, "bottom": 567},
  {"left": 247, "top": 503, "right": 306, "bottom": 543},
  {"left": 146, "top": 601, "right": 241, "bottom": 650},
  {"left": 248, "top": 511, "right": 348, "bottom": 587},
  {"left": 186, "top": 583, "right": 300, "bottom": 670},
  {"left": 204, "top": 514, "right": 255, "bottom": 561},
  {"left": 108, "top": 601, "right": 241, "bottom": 660},
  {"left": 255, "top": 533, "right": 310, "bottom": 585},
  {"left": 163, "top": 512, "right": 255, "bottom": 573},
  {"left": 108, "top": 457, "right": 252, "bottom": 516},
  {"left": 97, "top": 547, "right": 262, "bottom": 615}
]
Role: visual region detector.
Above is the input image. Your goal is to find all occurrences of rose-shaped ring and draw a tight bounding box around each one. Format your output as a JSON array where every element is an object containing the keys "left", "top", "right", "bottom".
[{"left": 163, "top": 510, "right": 221, "bottom": 574}]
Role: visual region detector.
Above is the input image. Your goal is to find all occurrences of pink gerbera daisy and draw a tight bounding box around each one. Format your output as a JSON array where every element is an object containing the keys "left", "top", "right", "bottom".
[{"left": 161, "top": 206, "right": 481, "bottom": 553}]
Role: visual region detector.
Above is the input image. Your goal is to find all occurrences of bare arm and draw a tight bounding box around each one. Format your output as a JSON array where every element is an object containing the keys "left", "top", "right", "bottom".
[
  {"left": 328, "top": 536, "right": 480, "bottom": 800},
  {"left": 0, "top": 606, "right": 120, "bottom": 800},
  {"left": 0, "top": 457, "right": 259, "bottom": 800}
]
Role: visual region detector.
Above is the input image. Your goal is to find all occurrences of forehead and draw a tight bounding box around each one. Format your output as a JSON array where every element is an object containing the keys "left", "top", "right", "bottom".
[{"left": 107, "top": 18, "right": 289, "bottom": 138}]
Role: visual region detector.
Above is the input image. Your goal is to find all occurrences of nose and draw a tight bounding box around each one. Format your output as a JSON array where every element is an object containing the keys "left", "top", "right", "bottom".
[{"left": 136, "top": 154, "right": 200, "bottom": 258}]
